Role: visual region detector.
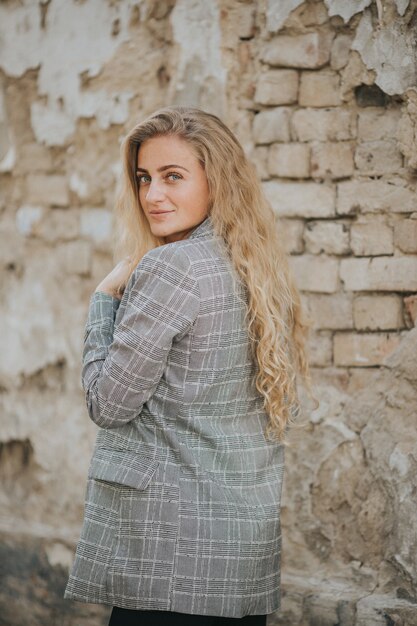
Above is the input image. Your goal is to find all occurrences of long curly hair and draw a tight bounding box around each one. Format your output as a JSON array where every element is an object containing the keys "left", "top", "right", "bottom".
[{"left": 112, "top": 105, "right": 318, "bottom": 445}]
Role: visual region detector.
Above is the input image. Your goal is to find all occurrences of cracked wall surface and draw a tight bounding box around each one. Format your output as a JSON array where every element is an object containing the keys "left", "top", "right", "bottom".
[{"left": 0, "top": 1, "right": 417, "bottom": 625}]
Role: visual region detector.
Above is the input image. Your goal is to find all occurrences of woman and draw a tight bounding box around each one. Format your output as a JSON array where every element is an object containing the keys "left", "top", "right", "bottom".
[{"left": 64, "top": 106, "right": 316, "bottom": 625}]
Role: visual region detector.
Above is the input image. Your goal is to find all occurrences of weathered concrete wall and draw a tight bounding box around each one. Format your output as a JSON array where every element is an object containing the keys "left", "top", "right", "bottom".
[{"left": 0, "top": 1, "right": 416, "bottom": 625}]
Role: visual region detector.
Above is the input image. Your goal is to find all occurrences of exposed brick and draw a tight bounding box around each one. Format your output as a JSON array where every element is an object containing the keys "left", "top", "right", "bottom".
[
  {"left": 263, "top": 181, "right": 336, "bottom": 218},
  {"left": 304, "top": 293, "right": 354, "bottom": 329},
  {"left": 304, "top": 221, "right": 350, "bottom": 255},
  {"left": 347, "top": 367, "right": 382, "bottom": 393},
  {"left": 80, "top": 208, "right": 113, "bottom": 244},
  {"left": 353, "top": 295, "right": 403, "bottom": 330},
  {"left": 340, "top": 257, "right": 417, "bottom": 291},
  {"left": 308, "top": 330, "right": 333, "bottom": 367},
  {"left": 253, "top": 107, "right": 291, "bottom": 144},
  {"left": 330, "top": 34, "right": 353, "bottom": 70},
  {"left": 299, "top": 72, "right": 341, "bottom": 107},
  {"left": 334, "top": 332, "right": 402, "bottom": 367},
  {"left": 261, "top": 33, "right": 333, "bottom": 69},
  {"left": 17, "top": 143, "right": 53, "bottom": 173},
  {"left": 404, "top": 295, "right": 417, "bottom": 326},
  {"left": 235, "top": 4, "right": 255, "bottom": 39},
  {"left": 337, "top": 181, "right": 416, "bottom": 215},
  {"left": 393, "top": 219, "right": 417, "bottom": 253},
  {"left": 289, "top": 254, "right": 339, "bottom": 293},
  {"left": 26, "top": 175, "right": 69, "bottom": 207},
  {"left": 357, "top": 108, "right": 402, "bottom": 141},
  {"left": 15, "top": 205, "right": 45, "bottom": 236},
  {"left": 309, "top": 365, "right": 350, "bottom": 390},
  {"left": 91, "top": 254, "right": 115, "bottom": 286},
  {"left": 277, "top": 218, "right": 304, "bottom": 254},
  {"left": 0, "top": 217, "right": 24, "bottom": 269},
  {"left": 69, "top": 172, "right": 89, "bottom": 200},
  {"left": 250, "top": 146, "right": 269, "bottom": 180},
  {"left": 311, "top": 142, "right": 354, "bottom": 180},
  {"left": 268, "top": 143, "right": 310, "bottom": 178},
  {"left": 37, "top": 209, "right": 79, "bottom": 243},
  {"left": 301, "top": 2, "right": 330, "bottom": 25},
  {"left": 291, "top": 108, "right": 356, "bottom": 142},
  {"left": 58, "top": 240, "right": 92, "bottom": 276},
  {"left": 354, "top": 140, "right": 403, "bottom": 175},
  {"left": 234, "top": 109, "right": 253, "bottom": 151},
  {"left": 238, "top": 41, "right": 252, "bottom": 71},
  {"left": 350, "top": 222, "right": 394, "bottom": 256},
  {"left": 254, "top": 70, "right": 298, "bottom": 105}
]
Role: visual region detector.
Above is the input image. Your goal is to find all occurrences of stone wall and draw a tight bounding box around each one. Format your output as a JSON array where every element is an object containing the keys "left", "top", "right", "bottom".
[{"left": 0, "top": 1, "right": 416, "bottom": 625}]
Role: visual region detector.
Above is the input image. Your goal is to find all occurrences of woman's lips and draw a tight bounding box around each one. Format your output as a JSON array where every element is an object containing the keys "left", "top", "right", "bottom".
[{"left": 150, "top": 211, "right": 174, "bottom": 216}]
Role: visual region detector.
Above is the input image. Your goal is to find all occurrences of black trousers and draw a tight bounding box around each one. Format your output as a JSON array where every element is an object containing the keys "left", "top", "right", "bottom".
[{"left": 108, "top": 606, "right": 267, "bottom": 625}]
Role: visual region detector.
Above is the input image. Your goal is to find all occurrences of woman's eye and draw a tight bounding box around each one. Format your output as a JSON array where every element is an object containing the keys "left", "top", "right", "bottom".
[
  {"left": 136, "top": 172, "right": 182, "bottom": 184},
  {"left": 137, "top": 174, "right": 150, "bottom": 184}
]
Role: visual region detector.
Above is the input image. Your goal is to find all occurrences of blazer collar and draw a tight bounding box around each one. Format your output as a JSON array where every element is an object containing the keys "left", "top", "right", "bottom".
[
  {"left": 187, "top": 215, "right": 214, "bottom": 239},
  {"left": 187, "top": 214, "right": 214, "bottom": 240}
]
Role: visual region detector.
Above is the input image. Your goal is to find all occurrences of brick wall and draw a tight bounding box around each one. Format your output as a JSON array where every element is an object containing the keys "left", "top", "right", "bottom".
[{"left": 0, "top": 1, "right": 416, "bottom": 625}]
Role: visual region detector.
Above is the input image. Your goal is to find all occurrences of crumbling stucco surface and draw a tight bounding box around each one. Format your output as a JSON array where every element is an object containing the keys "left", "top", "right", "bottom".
[
  {"left": 324, "top": 0, "right": 373, "bottom": 23},
  {"left": 1, "top": 1, "right": 417, "bottom": 625},
  {"left": 266, "top": 0, "right": 305, "bottom": 32},
  {"left": 169, "top": 0, "right": 227, "bottom": 115},
  {"left": 352, "top": 9, "right": 417, "bottom": 95}
]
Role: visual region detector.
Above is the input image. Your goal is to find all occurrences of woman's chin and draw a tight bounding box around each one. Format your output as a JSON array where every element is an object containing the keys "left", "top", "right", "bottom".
[{"left": 150, "top": 225, "right": 180, "bottom": 243}]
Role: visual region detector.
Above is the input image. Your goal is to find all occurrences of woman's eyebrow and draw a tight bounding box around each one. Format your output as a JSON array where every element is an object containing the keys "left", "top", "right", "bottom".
[{"left": 136, "top": 164, "right": 190, "bottom": 173}]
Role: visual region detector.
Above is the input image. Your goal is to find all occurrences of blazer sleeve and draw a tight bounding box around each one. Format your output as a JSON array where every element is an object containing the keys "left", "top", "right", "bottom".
[{"left": 81, "top": 246, "right": 200, "bottom": 429}]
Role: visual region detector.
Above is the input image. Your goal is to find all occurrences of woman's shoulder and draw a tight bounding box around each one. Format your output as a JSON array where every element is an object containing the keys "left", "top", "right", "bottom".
[
  {"left": 138, "top": 240, "right": 195, "bottom": 273},
  {"left": 129, "top": 241, "right": 202, "bottom": 293},
  {"left": 140, "top": 232, "right": 223, "bottom": 270}
]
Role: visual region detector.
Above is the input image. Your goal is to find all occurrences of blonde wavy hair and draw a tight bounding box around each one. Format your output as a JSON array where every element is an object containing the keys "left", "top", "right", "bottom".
[{"left": 113, "top": 105, "right": 318, "bottom": 445}]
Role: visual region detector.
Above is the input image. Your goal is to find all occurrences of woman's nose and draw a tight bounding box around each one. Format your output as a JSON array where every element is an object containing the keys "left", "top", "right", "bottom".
[{"left": 145, "top": 179, "right": 166, "bottom": 202}]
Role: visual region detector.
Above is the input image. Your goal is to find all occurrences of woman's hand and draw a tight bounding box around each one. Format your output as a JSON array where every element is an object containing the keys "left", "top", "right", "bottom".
[{"left": 95, "top": 257, "right": 133, "bottom": 301}]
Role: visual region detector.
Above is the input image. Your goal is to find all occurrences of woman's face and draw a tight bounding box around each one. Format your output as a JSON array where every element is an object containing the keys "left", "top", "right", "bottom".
[{"left": 136, "top": 134, "right": 210, "bottom": 243}]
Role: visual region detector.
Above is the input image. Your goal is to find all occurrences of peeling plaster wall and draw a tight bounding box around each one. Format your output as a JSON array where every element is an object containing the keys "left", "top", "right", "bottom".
[
  {"left": 324, "top": 0, "right": 373, "bottom": 23},
  {"left": 266, "top": 0, "right": 305, "bottom": 32},
  {"left": 0, "top": 0, "right": 141, "bottom": 145},
  {"left": 352, "top": 8, "right": 417, "bottom": 95},
  {"left": 169, "top": 0, "right": 227, "bottom": 115},
  {"left": 1, "top": 1, "right": 417, "bottom": 625}
]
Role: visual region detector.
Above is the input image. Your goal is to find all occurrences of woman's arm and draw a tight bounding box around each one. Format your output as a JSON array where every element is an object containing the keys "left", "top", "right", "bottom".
[{"left": 81, "top": 246, "right": 200, "bottom": 429}]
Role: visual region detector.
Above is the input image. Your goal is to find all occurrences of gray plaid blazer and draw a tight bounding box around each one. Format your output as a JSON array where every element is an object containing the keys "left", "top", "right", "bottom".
[{"left": 64, "top": 214, "right": 285, "bottom": 618}]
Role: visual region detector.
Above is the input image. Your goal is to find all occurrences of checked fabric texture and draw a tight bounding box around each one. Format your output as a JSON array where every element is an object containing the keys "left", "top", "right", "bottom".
[{"left": 64, "top": 215, "right": 285, "bottom": 618}]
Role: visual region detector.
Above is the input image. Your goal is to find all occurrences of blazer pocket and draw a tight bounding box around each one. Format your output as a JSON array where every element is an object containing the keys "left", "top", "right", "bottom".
[{"left": 88, "top": 447, "right": 160, "bottom": 490}]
